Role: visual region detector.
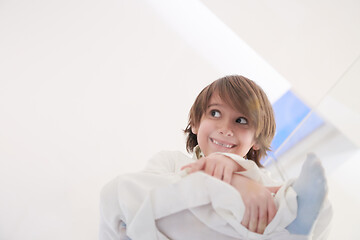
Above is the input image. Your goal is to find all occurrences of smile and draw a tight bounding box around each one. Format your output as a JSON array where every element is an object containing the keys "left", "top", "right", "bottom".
[{"left": 211, "top": 138, "right": 235, "bottom": 149}]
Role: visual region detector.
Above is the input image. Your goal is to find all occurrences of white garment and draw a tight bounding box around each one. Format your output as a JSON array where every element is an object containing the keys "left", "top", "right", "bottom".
[{"left": 99, "top": 151, "right": 332, "bottom": 240}]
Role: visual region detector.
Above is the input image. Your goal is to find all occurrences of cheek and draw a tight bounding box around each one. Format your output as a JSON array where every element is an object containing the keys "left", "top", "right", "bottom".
[
  {"left": 240, "top": 129, "right": 257, "bottom": 143},
  {"left": 197, "top": 120, "right": 212, "bottom": 134}
]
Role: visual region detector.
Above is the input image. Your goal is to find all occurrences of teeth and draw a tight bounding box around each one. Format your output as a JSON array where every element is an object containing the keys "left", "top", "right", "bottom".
[{"left": 212, "top": 139, "right": 233, "bottom": 148}]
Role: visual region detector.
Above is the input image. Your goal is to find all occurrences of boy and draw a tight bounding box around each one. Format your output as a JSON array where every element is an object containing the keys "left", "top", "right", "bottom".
[{"left": 99, "top": 75, "right": 332, "bottom": 239}]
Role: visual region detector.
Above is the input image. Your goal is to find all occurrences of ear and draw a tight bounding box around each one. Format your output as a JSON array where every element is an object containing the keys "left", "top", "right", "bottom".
[
  {"left": 252, "top": 142, "right": 260, "bottom": 151},
  {"left": 191, "top": 125, "right": 198, "bottom": 135}
]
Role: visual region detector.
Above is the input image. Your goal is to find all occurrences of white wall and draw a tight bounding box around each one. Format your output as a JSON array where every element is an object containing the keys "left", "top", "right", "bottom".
[
  {"left": 0, "top": 1, "right": 359, "bottom": 239},
  {"left": 0, "top": 1, "right": 286, "bottom": 239},
  {"left": 0, "top": 1, "right": 211, "bottom": 239}
]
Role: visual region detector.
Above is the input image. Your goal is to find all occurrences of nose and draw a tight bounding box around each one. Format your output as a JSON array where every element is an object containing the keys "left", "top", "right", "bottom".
[{"left": 218, "top": 121, "right": 233, "bottom": 136}]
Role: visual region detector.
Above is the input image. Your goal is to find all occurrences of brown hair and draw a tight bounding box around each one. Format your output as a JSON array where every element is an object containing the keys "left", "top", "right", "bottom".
[{"left": 184, "top": 75, "right": 276, "bottom": 167}]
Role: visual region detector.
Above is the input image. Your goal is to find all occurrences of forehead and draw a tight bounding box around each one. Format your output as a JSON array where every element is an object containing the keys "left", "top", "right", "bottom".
[
  {"left": 208, "top": 93, "right": 247, "bottom": 116},
  {"left": 208, "top": 93, "right": 226, "bottom": 107}
]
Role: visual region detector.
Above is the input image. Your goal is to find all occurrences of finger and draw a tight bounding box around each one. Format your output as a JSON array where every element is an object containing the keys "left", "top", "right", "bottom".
[
  {"left": 222, "top": 166, "right": 233, "bottom": 184},
  {"left": 248, "top": 205, "right": 259, "bottom": 233},
  {"left": 257, "top": 204, "right": 267, "bottom": 234},
  {"left": 213, "top": 164, "right": 224, "bottom": 180},
  {"left": 204, "top": 161, "right": 215, "bottom": 176},
  {"left": 266, "top": 186, "right": 281, "bottom": 194},
  {"left": 241, "top": 206, "right": 250, "bottom": 229},
  {"left": 267, "top": 197, "right": 277, "bottom": 224},
  {"left": 187, "top": 159, "right": 205, "bottom": 173},
  {"left": 180, "top": 163, "right": 193, "bottom": 170}
]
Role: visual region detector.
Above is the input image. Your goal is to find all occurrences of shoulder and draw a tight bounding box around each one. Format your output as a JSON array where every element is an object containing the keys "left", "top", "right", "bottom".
[
  {"left": 151, "top": 150, "right": 190, "bottom": 160},
  {"left": 145, "top": 150, "right": 194, "bottom": 173}
]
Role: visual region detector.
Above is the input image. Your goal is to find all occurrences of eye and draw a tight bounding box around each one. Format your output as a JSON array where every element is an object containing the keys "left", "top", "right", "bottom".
[
  {"left": 210, "top": 110, "right": 221, "bottom": 118},
  {"left": 236, "top": 117, "right": 248, "bottom": 124}
]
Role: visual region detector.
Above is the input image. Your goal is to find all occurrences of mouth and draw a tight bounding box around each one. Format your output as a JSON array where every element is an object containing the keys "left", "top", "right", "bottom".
[{"left": 210, "top": 138, "right": 235, "bottom": 149}]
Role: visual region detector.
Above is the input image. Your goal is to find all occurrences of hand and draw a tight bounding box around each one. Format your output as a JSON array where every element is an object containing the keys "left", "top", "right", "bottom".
[
  {"left": 181, "top": 152, "right": 245, "bottom": 184},
  {"left": 230, "top": 174, "right": 279, "bottom": 234}
]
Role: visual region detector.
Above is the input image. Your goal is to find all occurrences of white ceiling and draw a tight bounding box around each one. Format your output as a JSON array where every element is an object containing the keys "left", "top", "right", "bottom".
[{"left": 199, "top": 0, "right": 360, "bottom": 146}]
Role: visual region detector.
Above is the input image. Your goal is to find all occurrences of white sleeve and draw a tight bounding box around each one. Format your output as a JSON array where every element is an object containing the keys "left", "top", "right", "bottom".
[
  {"left": 217, "top": 152, "right": 280, "bottom": 186},
  {"left": 99, "top": 151, "right": 193, "bottom": 240},
  {"left": 99, "top": 177, "right": 128, "bottom": 240}
]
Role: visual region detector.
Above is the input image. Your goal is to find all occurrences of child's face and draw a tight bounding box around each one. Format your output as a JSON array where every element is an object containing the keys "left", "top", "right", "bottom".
[{"left": 192, "top": 93, "right": 259, "bottom": 157}]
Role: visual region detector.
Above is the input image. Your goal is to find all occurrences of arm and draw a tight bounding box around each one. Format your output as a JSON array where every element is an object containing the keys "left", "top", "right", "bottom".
[
  {"left": 99, "top": 152, "right": 184, "bottom": 239},
  {"left": 181, "top": 152, "right": 281, "bottom": 234},
  {"left": 230, "top": 174, "right": 279, "bottom": 234},
  {"left": 181, "top": 152, "right": 246, "bottom": 183}
]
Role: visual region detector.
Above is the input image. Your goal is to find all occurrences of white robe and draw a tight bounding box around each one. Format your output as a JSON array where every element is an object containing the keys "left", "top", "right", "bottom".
[{"left": 99, "top": 151, "right": 332, "bottom": 240}]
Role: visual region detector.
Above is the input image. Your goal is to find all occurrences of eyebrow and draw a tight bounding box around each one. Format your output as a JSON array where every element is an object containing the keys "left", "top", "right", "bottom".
[{"left": 207, "top": 103, "right": 222, "bottom": 108}]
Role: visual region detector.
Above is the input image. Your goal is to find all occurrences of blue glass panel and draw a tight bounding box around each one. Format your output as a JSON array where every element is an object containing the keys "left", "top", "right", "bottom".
[{"left": 262, "top": 90, "right": 324, "bottom": 163}]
